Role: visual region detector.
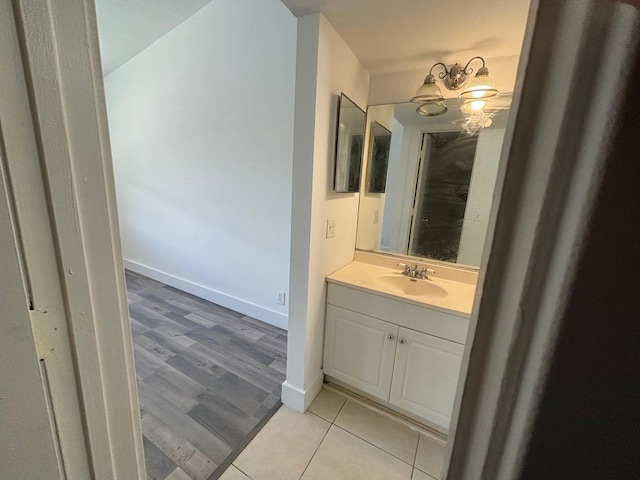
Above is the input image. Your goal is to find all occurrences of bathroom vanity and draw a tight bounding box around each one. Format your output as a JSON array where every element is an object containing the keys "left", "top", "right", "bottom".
[
  {"left": 322, "top": 251, "right": 477, "bottom": 434},
  {"left": 324, "top": 95, "right": 507, "bottom": 434}
]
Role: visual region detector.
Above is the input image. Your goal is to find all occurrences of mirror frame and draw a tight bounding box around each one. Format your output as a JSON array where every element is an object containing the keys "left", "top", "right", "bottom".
[
  {"left": 333, "top": 93, "right": 366, "bottom": 193},
  {"left": 365, "top": 121, "right": 392, "bottom": 194}
]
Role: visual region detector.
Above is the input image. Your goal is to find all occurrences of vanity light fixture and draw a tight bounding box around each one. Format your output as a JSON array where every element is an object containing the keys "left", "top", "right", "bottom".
[
  {"left": 411, "top": 56, "right": 499, "bottom": 116},
  {"left": 410, "top": 68, "right": 448, "bottom": 116},
  {"left": 460, "top": 58, "right": 499, "bottom": 100},
  {"left": 411, "top": 70, "right": 444, "bottom": 103}
]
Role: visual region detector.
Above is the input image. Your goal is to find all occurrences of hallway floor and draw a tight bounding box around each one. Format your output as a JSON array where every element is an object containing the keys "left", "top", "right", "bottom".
[
  {"left": 126, "top": 271, "right": 287, "bottom": 480},
  {"left": 220, "top": 388, "right": 446, "bottom": 480}
]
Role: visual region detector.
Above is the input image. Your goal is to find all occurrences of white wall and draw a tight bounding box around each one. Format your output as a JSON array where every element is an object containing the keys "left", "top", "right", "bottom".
[
  {"left": 104, "top": 0, "right": 296, "bottom": 329},
  {"left": 382, "top": 123, "right": 423, "bottom": 253},
  {"left": 355, "top": 105, "right": 394, "bottom": 251},
  {"left": 284, "top": 13, "right": 370, "bottom": 411},
  {"left": 458, "top": 129, "right": 506, "bottom": 265}
]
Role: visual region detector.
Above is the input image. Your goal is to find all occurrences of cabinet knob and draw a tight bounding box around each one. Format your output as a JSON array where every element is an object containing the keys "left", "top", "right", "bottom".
[
  {"left": 398, "top": 338, "right": 406, "bottom": 345},
  {"left": 387, "top": 334, "right": 395, "bottom": 341}
]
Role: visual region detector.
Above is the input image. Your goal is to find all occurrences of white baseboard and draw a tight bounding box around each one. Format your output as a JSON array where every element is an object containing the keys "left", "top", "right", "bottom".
[
  {"left": 281, "top": 370, "right": 324, "bottom": 412},
  {"left": 123, "top": 259, "right": 288, "bottom": 330}
]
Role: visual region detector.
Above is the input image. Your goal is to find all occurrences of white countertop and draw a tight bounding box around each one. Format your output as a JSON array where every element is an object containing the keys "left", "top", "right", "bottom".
[{"left": 326, "top": 260, "right": 477, "bottom": 316}]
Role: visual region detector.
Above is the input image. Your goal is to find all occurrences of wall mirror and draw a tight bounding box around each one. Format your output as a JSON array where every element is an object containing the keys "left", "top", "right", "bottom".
[
  {"left": 334, "top": 94, "right": 366, "bottom": 193},
  {"left": 355, "top": 95, "right": 512, "bottom": 268}
]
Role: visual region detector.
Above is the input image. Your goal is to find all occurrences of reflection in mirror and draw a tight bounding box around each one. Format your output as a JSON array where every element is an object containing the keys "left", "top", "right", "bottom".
[
  {"left": 412, "top": 132, "right": 478, "bottom": 262},
  {"left": 334, "top": 94, "right": 366, "bottom": 193},
  {"left": 356, "top": 96, "right": 512, "bottom": 267},
  {"left": 366, "top": 122, "right": 392, "bottom": 193}
]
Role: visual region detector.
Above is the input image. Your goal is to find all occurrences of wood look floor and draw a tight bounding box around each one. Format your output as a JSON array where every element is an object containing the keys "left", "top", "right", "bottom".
[{"left": 126, "top": 271, "right": 287, "bottom": 480}]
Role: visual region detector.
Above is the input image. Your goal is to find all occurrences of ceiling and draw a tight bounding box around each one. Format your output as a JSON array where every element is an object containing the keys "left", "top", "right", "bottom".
[
  {"left": 280, "top": 0, "right": 531, "bottom": 74},
  {"left": 95, "top": 0, "right": 214, "bottom": 76},
  {"left": 96, "top": 0, "right": 531, "bottom": 77}
]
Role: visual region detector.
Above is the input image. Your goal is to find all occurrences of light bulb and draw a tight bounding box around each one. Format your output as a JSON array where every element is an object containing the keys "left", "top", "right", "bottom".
[
  {"left": 460, "top": 66, "right": 499, "bottom": 100},
  {"left": 460, "top": 99, "right": 488, "bottom": 115},
  {"left": 471, "top": 100, "right": 486, "bottom": 111}
]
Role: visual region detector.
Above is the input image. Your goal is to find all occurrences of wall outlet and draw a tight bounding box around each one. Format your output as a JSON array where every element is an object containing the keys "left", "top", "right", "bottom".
[
  {"left": 326, "top": 218, "right": 336, "bottom": 238},
  {"left": 373, "top": 210, "right": 379, "bottom": 224},
  {"left": 277, "top": 291, "right": 286, "bottom": 306}
]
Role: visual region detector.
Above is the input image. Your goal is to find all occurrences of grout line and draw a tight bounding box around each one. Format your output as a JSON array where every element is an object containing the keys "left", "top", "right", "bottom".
[
  {"left": 413, "top": 433, "right": 420, "bottom": 466},
  {"left": 332, "top": 396, "right": 348, "bottom": 424},
  {"left": 323, "top": 383, "right": 447, "bottom": 441},
  {"left": 306, "top": 410, "right": 328, "bottom": 422},
  {"left": 297, "top": 421, "right": 333, "bottom": 480},
  {"left": 208, "top": 403, "right": 283, "bottom": 479},
  {"left": 332, "top": 423, "right": 415, "bottom": 467},
  {"left": 332, "top": 396, "right": 421, "bottom": 468},
  {"left": 233, "top": 464, "right": 254, "bottom": 480},
  {"left": 306, "top": 390, "right": 346, "bottom": 424},
  {"left": 414, "top": 466, "right": 439, "bottom": 480}
]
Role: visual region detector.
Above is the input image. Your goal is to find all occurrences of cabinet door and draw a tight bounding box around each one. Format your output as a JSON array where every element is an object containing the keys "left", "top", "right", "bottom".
[
  {"left": 324, "top": 305, "right": 398, "bottom": 400},
  {"left": 390, "top": 327, "right": 464, "bottom": 431}
]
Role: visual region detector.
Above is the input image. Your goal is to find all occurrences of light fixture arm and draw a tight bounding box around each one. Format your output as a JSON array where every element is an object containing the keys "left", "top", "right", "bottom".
[
  {"left": 462, "top": 56, "right": 487, "bottom": 76},
  {"left": 429, "top": 62, "right": 449, "bottom": 80}
]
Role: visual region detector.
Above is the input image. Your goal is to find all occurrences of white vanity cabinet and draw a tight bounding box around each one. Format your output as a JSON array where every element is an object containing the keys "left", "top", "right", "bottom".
[
  {"left": 323, "top": 305, "right": 398, "bottom": 399},
  {"left": 323, "top": 282, "right": 469, "bottom": 433},
  {"left": 389, "top": 327, "right": 464, "bottom": 430}
]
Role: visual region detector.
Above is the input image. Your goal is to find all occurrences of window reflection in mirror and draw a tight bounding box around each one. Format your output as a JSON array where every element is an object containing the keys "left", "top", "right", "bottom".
[
  {"left": 355, "top": 96, "right": 512, "bottom": 267},
  {"left": 334, "top": 94, "right": 366, "bottom": 193}
]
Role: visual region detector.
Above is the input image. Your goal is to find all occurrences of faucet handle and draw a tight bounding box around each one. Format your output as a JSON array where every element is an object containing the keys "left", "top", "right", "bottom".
[
  {"left": 397, "top": 263, "right": 411, "bottom": 275},
  {"left": 419, "top": 267, "right": 436, "bottom": 279}
]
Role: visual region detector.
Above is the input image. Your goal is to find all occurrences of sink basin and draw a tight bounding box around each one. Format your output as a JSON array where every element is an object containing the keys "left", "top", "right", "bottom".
[{"left": 376, "top": 274, "right": 449, "bottom": 298}]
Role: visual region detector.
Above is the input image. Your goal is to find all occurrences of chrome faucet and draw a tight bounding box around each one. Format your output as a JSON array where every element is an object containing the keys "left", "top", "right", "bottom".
[{"left": 397, "top": 263, "right": 436, "bottom": 280}]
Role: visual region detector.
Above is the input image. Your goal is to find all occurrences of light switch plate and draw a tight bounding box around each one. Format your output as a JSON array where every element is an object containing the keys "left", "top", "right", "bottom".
[{"left": 326, "top": 218, "right": 336, "bottom": 238}]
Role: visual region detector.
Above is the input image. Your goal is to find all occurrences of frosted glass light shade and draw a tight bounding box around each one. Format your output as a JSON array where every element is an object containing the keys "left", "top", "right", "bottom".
[
  {"left": 416, "top": 101, "right": 448, "bottom": 116},
  {"left": 460, "top": 99, "right": 488, "bottom": 114},
  {"left": 411, "top": 74, "right": 444, "bottom": 103},
  {"left": 460, "top": 67, "right": 499, "bottom": 100}
]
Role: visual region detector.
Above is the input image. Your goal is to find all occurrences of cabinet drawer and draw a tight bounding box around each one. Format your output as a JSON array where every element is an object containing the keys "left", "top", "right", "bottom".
[{"left": 327, "top": 282, "right": 469, "bottom": 344}]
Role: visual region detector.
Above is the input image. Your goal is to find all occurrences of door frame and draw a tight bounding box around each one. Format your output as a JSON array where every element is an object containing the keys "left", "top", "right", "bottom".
[
  {"left": 0, "top": 80, "right": 64, "bottom": 479},
  {"left": 1, "top": 1, "right": 145, "bottom": 478},
  {"left": 407, "top": 131, "right": 428, "bottom": 254},
  {"left": 446, "top": 1, "right": 640, "bottom": 478},
  {"left": 2, "top": 0, "right": 638, "bottom": 478}
]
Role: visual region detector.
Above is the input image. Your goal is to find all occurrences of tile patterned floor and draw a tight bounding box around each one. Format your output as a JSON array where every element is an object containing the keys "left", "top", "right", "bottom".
[
  {"left": 126, "top": 271, "right": 287, "bottom": 480},
  {"left": 220, "top": 388, "right": 447, "bottom": 480}
]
